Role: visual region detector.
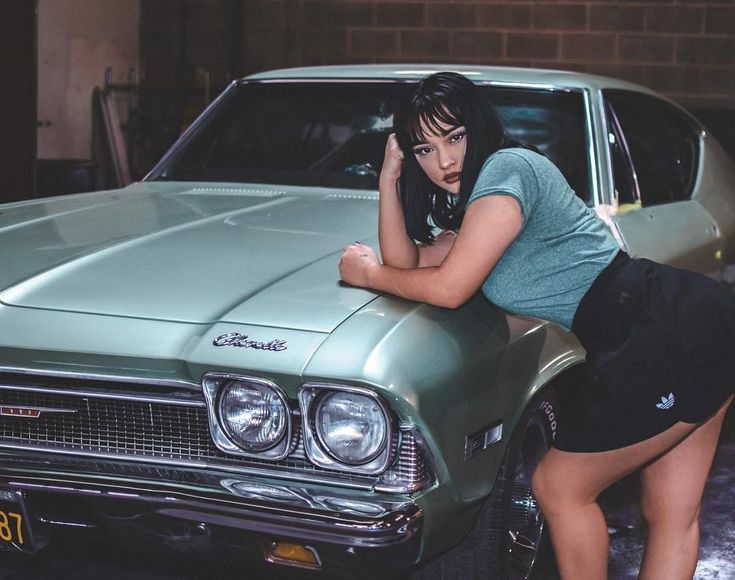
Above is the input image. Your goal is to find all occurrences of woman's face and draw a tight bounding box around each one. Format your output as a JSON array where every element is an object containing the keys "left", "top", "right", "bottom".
[{"left": 411, "top": 119, "right": 467, "bottom": 195}]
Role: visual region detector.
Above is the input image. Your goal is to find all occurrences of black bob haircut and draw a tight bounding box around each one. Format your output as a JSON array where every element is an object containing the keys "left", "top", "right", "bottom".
[{"left": 393, "top": 71, "right": 522, "bottom": 243}]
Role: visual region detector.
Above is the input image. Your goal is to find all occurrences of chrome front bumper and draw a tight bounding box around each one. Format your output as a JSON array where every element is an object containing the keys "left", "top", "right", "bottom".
[{"left": 0, "top": 451, "right": 423, "bottom": 576}]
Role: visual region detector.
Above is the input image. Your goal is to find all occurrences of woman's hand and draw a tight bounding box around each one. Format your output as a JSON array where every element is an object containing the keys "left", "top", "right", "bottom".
[
  {"left": 339, "top": 242, "right": 381, "bottom": 288},
  {"left": 380, "top": 133, "right": 404, "bottom": 184}
]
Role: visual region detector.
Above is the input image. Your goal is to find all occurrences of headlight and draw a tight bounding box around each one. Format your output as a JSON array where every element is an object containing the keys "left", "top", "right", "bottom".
[
  {"left": 315, "top": 391, "right": 387, "bottom": 465},
  {"left": 298, "top": 384, "right": 396, "bottom": 475},
  {"left": 202, "top": 373, "right": 293, "bottom": 460},
  {"left": 219, "top": 379, "right": 288, "bottom": 451}
]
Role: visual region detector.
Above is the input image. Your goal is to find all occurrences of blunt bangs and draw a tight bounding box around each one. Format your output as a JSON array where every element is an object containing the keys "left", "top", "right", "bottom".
[{"left": 406, "top": 101, "right": 464, "bottom": 146}]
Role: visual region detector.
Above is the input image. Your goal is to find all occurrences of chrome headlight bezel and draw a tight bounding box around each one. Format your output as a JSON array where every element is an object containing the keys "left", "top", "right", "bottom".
[
  {"left": 202, "top": 372, "right": 293, "bottom": 460},
  {"left": 298, "top": 383, "right": 398, "bottom": 475}
]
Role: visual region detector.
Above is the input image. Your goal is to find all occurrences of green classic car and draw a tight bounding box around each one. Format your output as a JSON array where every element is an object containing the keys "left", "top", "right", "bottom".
[{"left": 1, "top": 65, "right": 734, "bottom": 579}]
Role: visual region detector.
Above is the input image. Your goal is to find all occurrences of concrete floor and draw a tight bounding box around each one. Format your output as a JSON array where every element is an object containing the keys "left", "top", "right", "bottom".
[{"left": 0, "top": 405, "right": 733, "bottom": 579}]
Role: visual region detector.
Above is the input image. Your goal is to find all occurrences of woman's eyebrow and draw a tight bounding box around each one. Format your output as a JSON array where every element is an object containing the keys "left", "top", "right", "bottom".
[
  {"left": 441, "top": 124, "right": 464, "bottom": 135},
  {"left": 413, "top": 124, "right": 464, "bottom": 144}
]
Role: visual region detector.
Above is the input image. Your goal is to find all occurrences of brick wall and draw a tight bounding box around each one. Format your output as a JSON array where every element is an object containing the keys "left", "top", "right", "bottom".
[{"left": 241, "top": 0, "right": 735, "bottom": 109}]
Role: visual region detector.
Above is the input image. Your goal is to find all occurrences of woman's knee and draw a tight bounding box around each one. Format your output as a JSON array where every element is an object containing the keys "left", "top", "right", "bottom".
[
  {"left": 531, "top": 449, "right": 616, "bottom": 513},
  {"left": 530, "top": 460, "right": 549, "bottom": 505},
  {"left": 531, "top": 454, "right": 580, "bottom": 513},
  {"left": 641, "top": 493, "right": 702, "bottom": 531}
]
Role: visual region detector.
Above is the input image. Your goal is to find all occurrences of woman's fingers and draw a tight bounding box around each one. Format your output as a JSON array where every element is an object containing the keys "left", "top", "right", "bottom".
[
  {"left": 387, "top": 133, "right": 404, "bottom": 160},
  {"left": 381, "top": 134, "right": 404, "bottom": 182},
  {"left": 339, "top": 243, "right": 379, "bottom": 287}
]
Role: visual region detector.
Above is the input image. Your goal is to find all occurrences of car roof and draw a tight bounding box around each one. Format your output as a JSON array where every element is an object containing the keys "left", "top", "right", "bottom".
[{"left": 244, "top": 64, "right": 658, "bottom": 96}]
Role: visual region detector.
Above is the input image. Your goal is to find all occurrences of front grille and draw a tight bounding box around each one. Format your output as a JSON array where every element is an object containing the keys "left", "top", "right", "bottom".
[
  {"left": 0, "top": 389, "right": 209, "bottom": 459},
  {"left": 0, "top": 382, "right": 433, "bottom": 493}
]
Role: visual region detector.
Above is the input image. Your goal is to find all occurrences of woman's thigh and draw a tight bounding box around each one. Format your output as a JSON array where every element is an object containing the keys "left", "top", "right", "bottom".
[
  {"left": 640, "top": 394, "right": 734, "bottom": 523},
  {"left": 534, "top": 421, "right": 699, "bottom": 505},
  {"left": 535, "top": 395, "right": 733, "bottom": 507}
]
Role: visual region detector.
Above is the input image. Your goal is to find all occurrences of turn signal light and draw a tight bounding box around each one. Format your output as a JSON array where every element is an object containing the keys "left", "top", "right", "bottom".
[{"left": 264, "top": 541, "right": 321, "bottom": 570}]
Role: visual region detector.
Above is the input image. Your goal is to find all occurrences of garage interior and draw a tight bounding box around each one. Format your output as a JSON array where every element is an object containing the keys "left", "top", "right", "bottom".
[{"left": 0, "top": 1, "right": 732, "bottom": 578}]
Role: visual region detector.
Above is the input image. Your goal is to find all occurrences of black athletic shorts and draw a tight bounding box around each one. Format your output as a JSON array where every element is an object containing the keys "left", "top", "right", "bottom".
[{"left": 554, "top": 251, "right": 735, "bottom": 453}]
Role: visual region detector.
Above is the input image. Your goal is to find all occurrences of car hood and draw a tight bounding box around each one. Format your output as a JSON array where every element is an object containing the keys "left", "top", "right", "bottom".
[{"left": 0, "top": 182, "right": 380, "bottom": 333}]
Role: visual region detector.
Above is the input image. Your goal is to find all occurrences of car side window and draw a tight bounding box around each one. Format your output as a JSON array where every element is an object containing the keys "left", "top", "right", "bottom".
[
  {"left": 603, "top": 90, "right": 700, "bottom": 208},
  {"left": 487, "top": 88, "right": 591, "bottom": 204}
]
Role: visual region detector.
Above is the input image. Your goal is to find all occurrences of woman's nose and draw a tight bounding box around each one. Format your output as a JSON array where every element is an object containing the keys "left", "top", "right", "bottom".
[{"left": 438, "top": 148, "right": 456, "bottom": 169}]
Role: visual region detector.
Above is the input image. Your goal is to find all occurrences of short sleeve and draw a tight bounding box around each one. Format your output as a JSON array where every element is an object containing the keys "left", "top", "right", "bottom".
[{"left": 467, "top": 149, "right": 542, "bottom": 223}]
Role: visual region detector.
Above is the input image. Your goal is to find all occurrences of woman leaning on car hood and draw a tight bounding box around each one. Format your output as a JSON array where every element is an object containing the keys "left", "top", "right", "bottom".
[{"left": 339, "top": 71, "right": 735, "bottom": 580}]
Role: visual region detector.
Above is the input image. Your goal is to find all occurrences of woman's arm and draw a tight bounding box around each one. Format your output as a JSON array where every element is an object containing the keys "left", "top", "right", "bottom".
[
  {"left": 417, "top": 230, "right": 457, "bottom": 267},
  {"left": 378, "top": 134, "right": 457, "bottom": 269},
  {"left": 341, "top": 195, "right": 523, "bottom": 308},
  {"left": 378, "top": 134, "right": 420, "bottom": 268}
]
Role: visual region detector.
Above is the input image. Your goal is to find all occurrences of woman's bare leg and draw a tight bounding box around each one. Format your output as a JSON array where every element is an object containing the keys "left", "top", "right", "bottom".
[
  {"left": 532, "top": 394, "right": 733, "bottom": 580},
  {"left": 638, "top": 395, "right": 734, "bottom": 580},
  {"left": 531, "top": 422, "right": 701, "bottom": 580}
]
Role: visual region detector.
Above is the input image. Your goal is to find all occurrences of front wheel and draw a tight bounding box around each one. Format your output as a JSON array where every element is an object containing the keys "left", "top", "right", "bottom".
[
  {"left": 411, "top": 389, "right": 559, "bottom": 580},
  {"left": 497, "top": 391, "right": 558, "bottom": 579}
]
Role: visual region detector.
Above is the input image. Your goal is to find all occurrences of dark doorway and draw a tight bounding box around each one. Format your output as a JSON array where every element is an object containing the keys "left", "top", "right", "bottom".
[
  {"left": 135, "top": 0, "right": 243, "bottom": 178},
  {"left": 0, "top": 0, "right": 37, "bottom": 202}
]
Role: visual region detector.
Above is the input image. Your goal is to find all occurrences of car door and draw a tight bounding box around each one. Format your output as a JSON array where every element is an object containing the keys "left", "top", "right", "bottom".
[{"left": 603, "top": 89, "right": 722, "bottom": 276}]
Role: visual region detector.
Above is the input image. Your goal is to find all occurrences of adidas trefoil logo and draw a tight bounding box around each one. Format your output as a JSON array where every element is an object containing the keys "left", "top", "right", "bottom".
[{"left": 656, "top": 393, "right": 675, "bottom": 410}]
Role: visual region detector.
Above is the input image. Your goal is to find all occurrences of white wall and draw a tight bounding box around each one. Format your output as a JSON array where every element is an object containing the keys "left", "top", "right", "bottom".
[{"left": 37, "top": 0, "right": 140, "bottom": 160}]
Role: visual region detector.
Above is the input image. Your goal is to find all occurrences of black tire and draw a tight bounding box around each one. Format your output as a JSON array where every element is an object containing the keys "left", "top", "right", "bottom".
[{"left": 411, "top": 388, "right": 559, "bottom": 580}]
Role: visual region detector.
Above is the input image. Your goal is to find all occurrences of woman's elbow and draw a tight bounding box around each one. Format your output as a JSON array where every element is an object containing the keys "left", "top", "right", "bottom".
[
  {"left": 431, "top": 287, "right": 473, "bottom": 309},
  {"left": 384, "top": 256, "right": 419, "bottom": 269}
]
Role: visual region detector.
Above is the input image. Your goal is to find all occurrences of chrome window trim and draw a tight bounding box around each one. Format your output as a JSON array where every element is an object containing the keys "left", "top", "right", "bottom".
[
  {"left": 598, "top": 92, "right": 615, "bottom": 206},
  {"left": 202, "top": 372, "right": 294, "bottom": 461},
  {"left": 244, "top": 77, "right": 416, "bottom": 84},
  {"left": 298, "top": 382, "right": 397, "bottom": 476},
  {"left": 484, "top": 80, "right": 557, "bottom": 91},
  {"left": 144, "top": 80, "right": 236, "bottom": 181},
  {"left": 582, "top": 88, "right": 602, "bottom": 207},
  {"left": 240, "top": 77, "right": 586, "bottom": 94},
  {"left": 605, "top": 101, "right": 641, "bottom": 205}
]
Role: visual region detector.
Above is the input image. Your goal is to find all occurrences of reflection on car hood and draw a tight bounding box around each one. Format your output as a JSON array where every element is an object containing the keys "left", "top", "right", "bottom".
[{"left": 0, "top": 182, "right": 380, "bottom": 333}]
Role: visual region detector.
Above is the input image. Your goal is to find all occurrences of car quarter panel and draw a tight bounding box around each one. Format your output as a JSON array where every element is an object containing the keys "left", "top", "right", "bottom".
[{"left": 694, "top": 134, "right": 735, "bottom": 266}]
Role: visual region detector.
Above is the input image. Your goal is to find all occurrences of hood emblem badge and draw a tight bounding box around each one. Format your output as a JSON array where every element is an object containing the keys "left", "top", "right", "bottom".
[
  {"left": 1, "top": 406, "right": 78, "bottom": 419},
  {"left": 213, "top": 332, "right": 287, "bottom": 352}
]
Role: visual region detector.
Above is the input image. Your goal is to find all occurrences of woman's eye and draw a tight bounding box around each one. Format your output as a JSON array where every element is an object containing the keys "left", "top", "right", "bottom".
[
  {"left": 450, "top": 131, "right": 466, "bottom": 143},
  {"left": 413, "top": 146, "right": 432, "bottom": 157}
]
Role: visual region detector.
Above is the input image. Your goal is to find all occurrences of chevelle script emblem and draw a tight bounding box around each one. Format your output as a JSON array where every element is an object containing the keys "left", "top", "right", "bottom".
[
  {"left": 213, "top": 332, "right": 287, "bottom": 352},
  {"left": 1, "top": 406, "right": 78, "bottom": 418}
]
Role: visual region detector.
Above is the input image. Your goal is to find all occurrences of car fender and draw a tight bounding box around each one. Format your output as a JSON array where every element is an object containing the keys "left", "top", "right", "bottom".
[{"left": 303, "top": 292, "right": 586, "bottom": 557}]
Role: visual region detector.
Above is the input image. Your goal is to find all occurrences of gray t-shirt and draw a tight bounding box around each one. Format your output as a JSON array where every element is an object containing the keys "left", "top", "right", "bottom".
[{"left": 467, "top": 148, "right": 619, "bottom": 330}]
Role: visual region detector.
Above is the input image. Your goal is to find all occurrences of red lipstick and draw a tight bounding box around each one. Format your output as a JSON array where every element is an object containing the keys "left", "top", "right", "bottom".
[{"left": 444, "top": 171, "right": 460, "bottom": 184}]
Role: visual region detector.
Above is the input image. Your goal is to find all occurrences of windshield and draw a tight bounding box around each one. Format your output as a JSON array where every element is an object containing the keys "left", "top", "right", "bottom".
[{"left": 150, "top": 80, "right": 591, "bottom": 201}]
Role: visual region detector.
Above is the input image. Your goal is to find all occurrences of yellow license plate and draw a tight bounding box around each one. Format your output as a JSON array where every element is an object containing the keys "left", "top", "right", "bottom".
[
  {"left": 0, "top": 490, "right": 33, "bottom": 551},
  {"left": 0, "top": 509, "right": 24, "bottom": 545}
]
